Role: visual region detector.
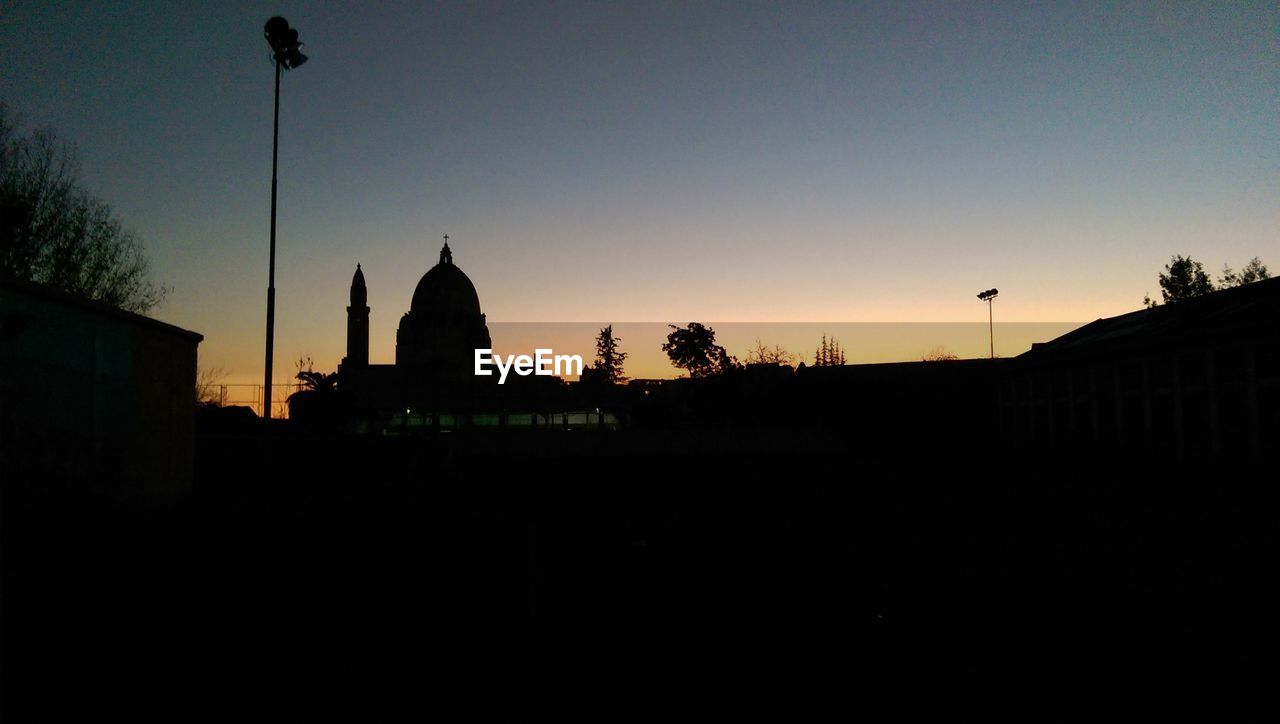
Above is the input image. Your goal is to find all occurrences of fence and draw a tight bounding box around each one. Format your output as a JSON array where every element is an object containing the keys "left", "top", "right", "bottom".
[{"left": 209, "top": 383, "right": 304, "bottom": 419}]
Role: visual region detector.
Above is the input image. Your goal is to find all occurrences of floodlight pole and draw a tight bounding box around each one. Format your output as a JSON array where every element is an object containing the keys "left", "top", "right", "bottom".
[
  {"left": 986, "top": 295, "right": 994, "bottom": 360},
  {"left": 263, "top": 57, "right": 282, "bottom": 419},
  {"left": 977, "top": 289, "right": 998, "bottom": 359}
]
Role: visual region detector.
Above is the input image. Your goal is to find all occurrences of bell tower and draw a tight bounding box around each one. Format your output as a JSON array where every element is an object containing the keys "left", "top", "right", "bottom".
[{"left": 344, "top": 263, "right": 370, "bottom": 368}]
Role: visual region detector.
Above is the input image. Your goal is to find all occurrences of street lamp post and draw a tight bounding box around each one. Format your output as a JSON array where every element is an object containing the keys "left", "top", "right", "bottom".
[
  {"left": 977, "top": 288, "right": 998, "bottom": 359},
  {"left": 261, "top": 17, "right": 307, "bottom": 419}
]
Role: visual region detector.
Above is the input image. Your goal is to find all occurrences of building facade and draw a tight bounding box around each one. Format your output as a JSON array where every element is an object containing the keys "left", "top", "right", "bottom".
[
  {"left": 997, "top": 277, "right": 1279, "bottom": 463},
  {"left": 0, "top": 277, "right": 203, "bottom": 505}
]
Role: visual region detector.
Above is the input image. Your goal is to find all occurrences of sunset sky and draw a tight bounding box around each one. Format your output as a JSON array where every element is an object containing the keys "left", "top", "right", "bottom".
[{"left": 2, "top": 1, "right": 1276, "bottom": 385}]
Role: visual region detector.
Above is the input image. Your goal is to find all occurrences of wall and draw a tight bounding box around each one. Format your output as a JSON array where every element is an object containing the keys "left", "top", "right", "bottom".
[{"left": 1, "top": 279, "right": 202, "bottom": 507}]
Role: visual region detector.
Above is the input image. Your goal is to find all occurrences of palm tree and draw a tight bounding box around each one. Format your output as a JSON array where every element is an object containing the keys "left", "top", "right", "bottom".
[
  {"left": 287, "top": 356, "right": 339, "bottom": 422},
  {"left": 295, "top": 368, "right": 338, "bottom": 395}
]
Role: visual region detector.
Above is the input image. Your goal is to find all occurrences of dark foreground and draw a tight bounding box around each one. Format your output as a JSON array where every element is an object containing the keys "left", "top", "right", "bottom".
[{"left": 3, "top": 430, "right": 1276, "bottom": 718}]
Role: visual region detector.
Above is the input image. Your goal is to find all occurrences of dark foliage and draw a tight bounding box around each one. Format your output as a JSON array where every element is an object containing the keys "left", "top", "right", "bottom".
[
  {"left": 0, "top": 101, "right": 166, "bottom": 313},
  {"left": 593, "top": 324, "right": 628, "bottom": 384},
  {"left": 662, "top": 322, "right": 737, "bottom": 378}
]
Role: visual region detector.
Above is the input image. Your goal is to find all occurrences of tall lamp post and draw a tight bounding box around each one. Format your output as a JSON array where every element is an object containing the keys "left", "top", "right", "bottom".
[
  {"left": 262, "top": 17, "right": 307, "bottom": 419},
  {"left": 977, "top": 288, "right": 998, "bottom": 359}
]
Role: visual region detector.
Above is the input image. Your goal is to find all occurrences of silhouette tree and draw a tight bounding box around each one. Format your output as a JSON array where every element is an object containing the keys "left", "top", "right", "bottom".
[
  {"left": 745, "top": 339, "right": 794, "bottom": 366},
  {"left": 813, "top": 335, "right": 846, "bottom": 366},
  {"left": 1145, "top": 254, "right": 1271, "bottom": 307},
  {"left": 1145, "top": 255, "right": 1214, "bottom": 307},
  {"left": 921, "top": 346, "right": 958, "bottom": 362},
  {"left": 1219, "top": 257, "right": 1270, "bottom": 288},
  {"left": 0, "top": 102, "right": 167, "bottom": 313},
  {"left": 288, "top": 356, "right": 340, "bottom": 423},
  {"left": 296, "top": 368, "right": 338, "bottom": 395},
  {"left": 663, "top": 322, "right": 737, "bottom": 378},
  {"left": 593, "top": 324, "right": 628, "bottom": 384},
  {"left": 195, "top": 365, "right": 229, "bottom": 407}
]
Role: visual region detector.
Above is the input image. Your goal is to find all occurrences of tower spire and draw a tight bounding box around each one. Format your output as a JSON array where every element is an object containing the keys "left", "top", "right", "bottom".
[
  {"left": 440, "top": 233, "right": 452, "bottom": 265},
  {"left": 344, "top": 262, "right": 370, "bottom": 368}
]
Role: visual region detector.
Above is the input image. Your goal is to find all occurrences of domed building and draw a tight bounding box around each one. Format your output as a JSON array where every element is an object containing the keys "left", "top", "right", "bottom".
[
  {"left": 395, "top": 241, "right": 491, "bottom": 372},
  {"left": 333, "top": 237, "right": 597, "bottom": 434},
  {"left": 336, "top": 239, "right": 498, "bottom": 431}
]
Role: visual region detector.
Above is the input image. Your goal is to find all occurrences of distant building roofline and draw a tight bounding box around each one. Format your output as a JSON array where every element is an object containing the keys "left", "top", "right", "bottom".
[{"left": 1019, "top": 275, "right": 1280, "bottom": 361}]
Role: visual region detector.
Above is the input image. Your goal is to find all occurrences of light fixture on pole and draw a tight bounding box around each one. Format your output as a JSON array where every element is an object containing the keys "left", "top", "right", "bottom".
[
  {"left": 977, "top": 288, "right": 998, "bottom": 359},
  {"left": 261, "top": 16, "right": 307, "bottom": 420}
]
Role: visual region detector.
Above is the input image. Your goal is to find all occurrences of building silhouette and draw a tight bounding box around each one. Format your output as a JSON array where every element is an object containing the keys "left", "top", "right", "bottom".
[
  {"left": 342, "top": 263, "right": 369, "bottom": 369},
  {"left": 997, "top": 275, "right": 1279, "bottom": 462},
  {"left": 335, "top": 240, "right": 588, "bottom": 433},
  {"left": 394, "top": 241, "right": 491, "bottom": 373},
  {"left": 0, "top": 276, "right": 202, "bottom": 505}
]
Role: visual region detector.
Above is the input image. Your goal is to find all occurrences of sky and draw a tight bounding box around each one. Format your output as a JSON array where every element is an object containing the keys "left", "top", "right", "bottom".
[{"left": 2, "top": 1, "right": 1277, "bottom": 385}]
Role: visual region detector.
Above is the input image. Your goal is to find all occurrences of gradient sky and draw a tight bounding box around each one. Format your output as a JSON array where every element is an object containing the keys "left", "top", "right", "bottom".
[{"left": 2, "top": 1, "right": 1277, "bottom": 384}]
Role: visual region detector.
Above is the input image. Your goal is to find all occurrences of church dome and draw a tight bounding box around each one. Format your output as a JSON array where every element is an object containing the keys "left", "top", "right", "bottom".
[
  {"left": 409, "top": 242, "right": 482, "bottom": 318},
  {"left": 397, "top": 239, "right": 491, "bottom": 371}
]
